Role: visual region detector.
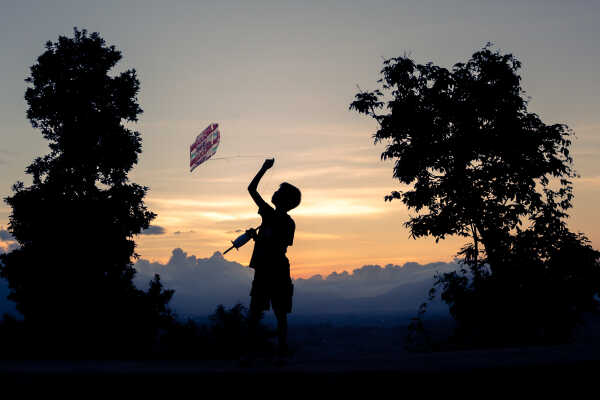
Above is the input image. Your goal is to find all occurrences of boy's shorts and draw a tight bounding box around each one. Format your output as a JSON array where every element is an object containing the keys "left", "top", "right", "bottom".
[{"left": 250, "top": 272, "right": 294, "bottom": 314}]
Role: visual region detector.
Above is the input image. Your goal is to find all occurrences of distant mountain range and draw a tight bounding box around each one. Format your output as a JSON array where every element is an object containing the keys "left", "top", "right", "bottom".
[
  {"left": 0, "top": 246, "right": 459, "bottom": 319},
  {"left": 133, "top": 249, "right": 458, "bottom": 317}
]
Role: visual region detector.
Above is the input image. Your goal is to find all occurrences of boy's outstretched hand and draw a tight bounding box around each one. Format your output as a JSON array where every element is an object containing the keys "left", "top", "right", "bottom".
[
  {"left": 262, "top": 158, "right": 274, "bottom": 170},
  {"left": 249, "top": 158, "right": 274, "bottom": 206}
]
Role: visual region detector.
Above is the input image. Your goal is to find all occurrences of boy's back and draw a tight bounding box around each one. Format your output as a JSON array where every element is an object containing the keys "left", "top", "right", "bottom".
[{"left": 249, "top": 203, "right": 295, "bottom": 274}]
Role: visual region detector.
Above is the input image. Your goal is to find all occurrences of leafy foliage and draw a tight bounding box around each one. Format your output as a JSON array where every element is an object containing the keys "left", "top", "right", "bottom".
[
  {"left": 0, "top": 28, "right": 174, "bottom": 357},
  {"left": 152, "top": 303, "right": 273, "bottom": 360},
  {"left": 351, "top": 44, "right": 600, "bottom": 346},
  {"left": 351, "top": 44, "right": 574, "bottom": 249},
  {"left": 208, "top": 303, "right": 273, "bottom": 358}
]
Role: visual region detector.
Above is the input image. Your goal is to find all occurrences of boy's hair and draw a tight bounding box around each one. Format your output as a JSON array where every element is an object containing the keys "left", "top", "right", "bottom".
[{"left": 278, "top": 182, "right": 301, "bottom": 211}]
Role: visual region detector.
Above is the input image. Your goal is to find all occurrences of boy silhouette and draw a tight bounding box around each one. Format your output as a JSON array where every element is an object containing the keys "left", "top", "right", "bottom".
[{"left": 245, "top": 158, "right": 300, "bottom": 361}]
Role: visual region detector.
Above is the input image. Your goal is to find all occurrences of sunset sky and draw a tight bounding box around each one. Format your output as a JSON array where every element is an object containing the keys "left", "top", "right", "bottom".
[{"left": 1, "top": 0, "right": 599, "bottom": 278}]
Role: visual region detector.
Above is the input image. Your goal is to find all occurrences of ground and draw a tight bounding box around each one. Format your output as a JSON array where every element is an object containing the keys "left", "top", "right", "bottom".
[{"left": 1, "top": 313, "right": 599, "bottom": 392}]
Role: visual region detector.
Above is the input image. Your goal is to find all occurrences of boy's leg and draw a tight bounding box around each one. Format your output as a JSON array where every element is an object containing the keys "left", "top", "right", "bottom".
[
  {"left": 273, "top": 277, "right": 293, "bottom": 356},
  {"left": 274, "top": 307, "right": 288, "bottom": 355},
  {"left": 240, "top": 298, "right": 263, "bottom": 366},
  {"left": 246, "top": 295, "right": 264, "bottom": 353}
]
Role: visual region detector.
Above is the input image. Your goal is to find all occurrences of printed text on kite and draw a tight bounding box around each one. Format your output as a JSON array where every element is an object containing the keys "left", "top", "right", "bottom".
[{"left": 190, "top": 123, "right": 220, "bottom": 172}]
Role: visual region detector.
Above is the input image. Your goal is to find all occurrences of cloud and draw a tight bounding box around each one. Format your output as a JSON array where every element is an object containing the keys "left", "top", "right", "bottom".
[
  {"left": 133, "top": 249, "right": 459, "bottom": 317},
  {"left": 270, "top": 165, "right": 383, "bottom": 181},
  {"left": 0, "top": 229, "right": 18, "bottom": 255},
  {"left": 0, "top": 229, "right": 14, "bottom": 241},
  {"left": 0, "top": 229, "right": 19, "bottom": 316},
  {"left": 144, "top": 185, "right": 398, "bottom": 228},
  {"left": 293, "top": 200, "right": 383, "bottom": 217},
  {"left": 294, "top": 261, "right": 459, "bottom": 298},
  {"left": 174, "top": 230, "right": 195, "bottom": 235},
  {"left": 134, "top": 249, "right": 253, "bottom": 316},
  {"left": 0, "top": 247, "right": 457, "bottom": 320},
  {"left": 139, "top": 225, "right": 166, "bottom": 235},
  {"left": 149, "top": 199, "right": 248, "bottom": 209},
  {"left": 2, "top": 243, "right": 19, "bottom": 253},
  {"left": 295, "top": 232, "right": 340, "bottom": 240}
]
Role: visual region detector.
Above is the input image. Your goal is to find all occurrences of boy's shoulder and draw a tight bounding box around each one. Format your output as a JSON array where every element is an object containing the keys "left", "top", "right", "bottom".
[
  {"left": 286, "top": 214, "right": 295, "bottom": 235},
  {"left": 281, "top": 210, "right": 295, "bottom": 222},
  {"left": 276, "top": 210, "right": 295, "bottom": 229}
]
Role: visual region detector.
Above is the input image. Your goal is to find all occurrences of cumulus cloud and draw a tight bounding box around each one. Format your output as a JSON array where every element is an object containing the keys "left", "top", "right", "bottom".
[
  {"left": 0, "top": 229, "right": 19, "bottom": 255},
  {"left": 134, "top": 249, "right": 254, "bottom": 316},
  {"left": 0, "top": 247, "right": 458, "bottom": 320},
  {"left": 139, "top": 225, "right": 166, "bottom": 235},
  {"left": 0, "top": 230, "right": 18, "bottom": 316},
  {"left": 133, "top": 249, "right": 459, "bottom": 317},
  {"left": 0, "top": 243, "right": 19, "bottom": 254},
  {"left": 0, "top": 229, "right": 14, "bottom": 241},
  {"left": 294, "top": 261, "right": 459, "bottom": 298}
]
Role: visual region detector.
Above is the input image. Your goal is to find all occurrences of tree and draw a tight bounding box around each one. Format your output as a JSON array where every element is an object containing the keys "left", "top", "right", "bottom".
[
  {"left": 208, "top": 303, "right": 273, "bottom": 359},
  {"left": 350, "top": 44, "right": 600, "bottom": 345},
  {"left": 0, "top": 28, "right": 173, "bottom": 356}
]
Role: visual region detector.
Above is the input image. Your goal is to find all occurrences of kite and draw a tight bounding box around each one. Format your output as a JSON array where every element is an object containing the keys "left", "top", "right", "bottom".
[{"left": 190, "top": 123, "right": 220, "bottom": 172}]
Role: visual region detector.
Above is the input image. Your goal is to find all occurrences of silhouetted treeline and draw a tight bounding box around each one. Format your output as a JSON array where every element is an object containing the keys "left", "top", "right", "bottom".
[{"left": 0, "top": 303, "right": 273, "bottom": 360}]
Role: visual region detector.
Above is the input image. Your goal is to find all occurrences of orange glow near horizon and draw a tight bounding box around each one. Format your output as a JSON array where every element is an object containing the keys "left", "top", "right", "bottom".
[{"left": 131, "top": 134, "right": 600, "bottom": 280}]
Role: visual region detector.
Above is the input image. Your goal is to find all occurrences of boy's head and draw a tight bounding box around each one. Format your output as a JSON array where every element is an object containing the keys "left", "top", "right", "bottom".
[{"left": 272, "top": 182, "right": 301, "bottom": 212}]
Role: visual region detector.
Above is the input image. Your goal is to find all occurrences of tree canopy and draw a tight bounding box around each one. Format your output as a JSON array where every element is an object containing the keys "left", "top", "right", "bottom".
[
  {"left": 0, "top": 28, "right": 173, "bottom": 356},
  {"left": 351, "top": 44, "right": 600, "bottom": 345},
  {"left": 351, "top": 44, "right": 574, "bottom": 256}
]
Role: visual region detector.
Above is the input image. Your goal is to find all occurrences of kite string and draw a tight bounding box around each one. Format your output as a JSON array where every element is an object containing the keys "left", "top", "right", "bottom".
[
  {"left": 208, "top": 155, "right": 269, "bottom": 161},
  {"left": 200, "top": 154, "right": 277, "bottom": 189}
]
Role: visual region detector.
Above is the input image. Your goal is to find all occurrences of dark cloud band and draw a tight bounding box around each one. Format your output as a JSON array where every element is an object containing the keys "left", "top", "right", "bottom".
[{"left": 139, "top": 225, "right": 166, "bottom": 235}]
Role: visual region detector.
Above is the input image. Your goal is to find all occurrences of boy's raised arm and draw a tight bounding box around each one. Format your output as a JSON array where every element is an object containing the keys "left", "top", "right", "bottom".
[{"left": 248, "top": 158, "right": 274, "bottom": 208}]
